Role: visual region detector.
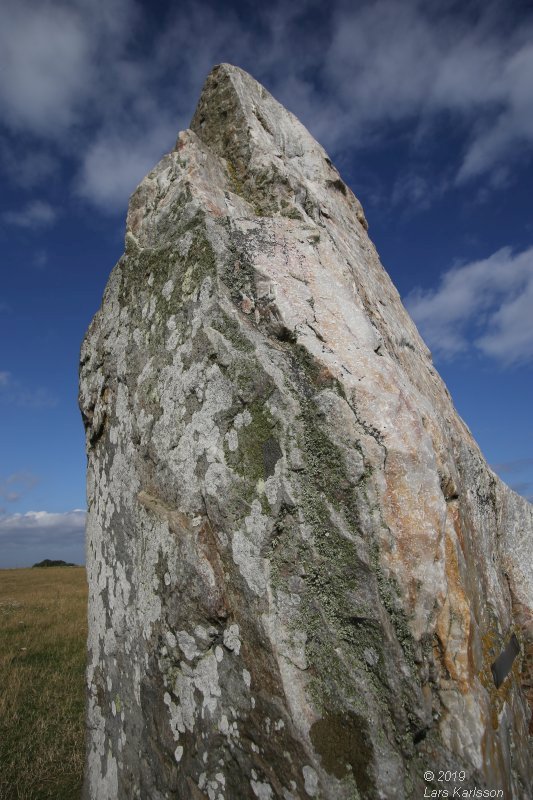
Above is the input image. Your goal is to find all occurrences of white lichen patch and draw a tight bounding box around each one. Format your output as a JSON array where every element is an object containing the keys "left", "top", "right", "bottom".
[
  {"left": 223, "top": 624, "right": 241, "bottom": 654},
  {"left": 302, "top": 765, "right": 318, "bottom": 797},
  {"left": 364, "top": 647, "right": 379, "bottom": 666},
  {"left": 163, "top": 692, "right": 184, "bottom": 740},
  {"left": 192, "top": 652, "right": 221, "bottom": 714},
  {"left": 218, "top": 714, "right": 230, "bottom": 735},
  {"left": 224, "top": 427, "right": 239, "bottom": 452},
  {"left": 232, "top": 500, "right": 271, "bottom": 596},
  {"left": 234, "top": 409, "right": 252, "bottom": 429},
  {"left": 218, "top": 713, "right": 240, "bottom": 742},
  {"left": 251, "top": 778, "right": 273, "bottom": 799},
  {"left": 177, "top": 630, "right": 200, "bottom": 661},
  {"left": 162, "top": 279, "right": 174, "bottom": 299}
]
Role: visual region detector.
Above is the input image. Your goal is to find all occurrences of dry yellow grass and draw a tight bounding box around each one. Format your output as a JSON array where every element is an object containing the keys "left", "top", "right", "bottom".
[{"left": 0, "top": 567, "right": 87, "bottom": 800}]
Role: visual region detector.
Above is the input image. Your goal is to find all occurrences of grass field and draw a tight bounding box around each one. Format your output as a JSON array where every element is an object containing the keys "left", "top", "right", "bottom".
[{"left": 0, "top": 567, "right": 87, "bottom": 800}]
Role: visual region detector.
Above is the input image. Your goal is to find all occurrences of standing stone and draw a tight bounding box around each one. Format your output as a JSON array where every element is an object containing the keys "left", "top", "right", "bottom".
[{"left": 79, "top": 64, "right": 533, "bottom": 799}]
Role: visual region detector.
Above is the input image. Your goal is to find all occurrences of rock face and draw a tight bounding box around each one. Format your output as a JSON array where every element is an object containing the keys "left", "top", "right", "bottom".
[{"left": 79, "top": 64, "right": 533, "bottom": 799}]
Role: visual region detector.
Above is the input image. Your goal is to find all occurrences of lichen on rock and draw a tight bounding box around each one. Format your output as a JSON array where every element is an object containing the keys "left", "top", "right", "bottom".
[{"left": 79, "top": 64, "right": 533, "bottom": 799}]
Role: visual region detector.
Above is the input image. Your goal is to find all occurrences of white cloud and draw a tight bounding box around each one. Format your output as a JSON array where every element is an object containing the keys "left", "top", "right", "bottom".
[
  {"left": 2, "top": 200, "right": 57, "bottom": 229},
  {"left": 477, "top": 274, "right": 533, "bottom": 361},
  {"left": 0, "top": 1, "right": 92, "bottom": 136},
  {"left": 405, "top": 245, "right": 533, "bottom": 364},
  {"left": 0, "top": 508, "right": 86, "bottom": 538},
  {"left": 76, "top": 120, "right": 178, "bottom": 211},
  {"left": 0, "top": 371, "right": 10, "bottom": 386},
  {"left": 0, "top": 0, "right": 136, "bottom": 138},
  {"left": 0, "top": 509, "right": 86, "bottom": 568}
]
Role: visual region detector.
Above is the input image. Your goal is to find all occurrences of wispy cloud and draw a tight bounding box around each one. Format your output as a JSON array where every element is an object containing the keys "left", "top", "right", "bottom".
[
  {"left": 0, "top": 142, "right": 59, "bottom": 189},
  {"left": 405, "top": 245, "right": 533, "bottom": 364},
  {"left": 0, "top": 471, "right": 39, "bottom": 504},
  {"left": 1, "top": 1, "right": 533, "bottom": 211},
  {"left": 492, "top": 458, "right": 533, "bottom": 475},
  {"left": 2, "top": 200, "right": 57, "bottom": 229},
  {"left": 313, "top": 1, "right": 533, "bottom": 184},
  {"left": 509, "top": 481, "right": 533, "bottom": 502},
  {"left": 491, "top": 458, "right": 533, "bottom": 503},
  {"left": 390, "top": 171, "right": 450, "bottom": 213},
  {"left": 0, "top": 371, "right": 58, "bottom": 408},
  {"left": 33, "top": 250, "right": 48, "bottom": 269}
]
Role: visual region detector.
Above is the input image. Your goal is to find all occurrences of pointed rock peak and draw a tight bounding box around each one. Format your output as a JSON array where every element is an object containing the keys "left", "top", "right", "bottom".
[
  {"left": 190, "top": 64, "right": 367, "bottom": 227},
  {"left": 190, "top": 63, "right": 312, "bottom": 164}
]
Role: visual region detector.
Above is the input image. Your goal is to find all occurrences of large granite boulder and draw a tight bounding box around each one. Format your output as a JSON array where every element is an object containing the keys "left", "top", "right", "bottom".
[{"left": 79, "top": 64, "right": 533, "bottom": 799}]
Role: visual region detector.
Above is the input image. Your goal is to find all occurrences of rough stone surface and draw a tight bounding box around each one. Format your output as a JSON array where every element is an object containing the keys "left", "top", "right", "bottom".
[{"left": 79, "top": 64, "right": 533, "bottom": 799}]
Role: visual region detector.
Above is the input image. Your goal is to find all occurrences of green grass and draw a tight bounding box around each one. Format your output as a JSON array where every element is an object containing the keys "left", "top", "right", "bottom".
[{"left": 0, "top": 567, "right": 87, "bottom": 800}]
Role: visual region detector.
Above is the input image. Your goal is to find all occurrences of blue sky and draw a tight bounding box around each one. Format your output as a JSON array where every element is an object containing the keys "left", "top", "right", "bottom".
[{"left": 1, "top": 0, "right": 532, "bottom": 567}]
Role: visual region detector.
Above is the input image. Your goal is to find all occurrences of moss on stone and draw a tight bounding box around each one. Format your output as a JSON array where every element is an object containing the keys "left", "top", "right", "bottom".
[{"left": 211, "top": 311, "right": 255, "bottom": 353}]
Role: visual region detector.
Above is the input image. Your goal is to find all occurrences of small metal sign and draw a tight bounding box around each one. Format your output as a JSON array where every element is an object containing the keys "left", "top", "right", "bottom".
[{"left": 491, "top": 633, "right": 520, "bottom": 689}]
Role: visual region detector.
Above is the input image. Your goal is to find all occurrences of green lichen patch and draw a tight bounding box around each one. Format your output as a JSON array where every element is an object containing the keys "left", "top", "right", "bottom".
[
  {"left": 288, "top": 343, "right": 347, "bottom": 401},
  {"left": 210, "top": 310, "right": 255, "bottom": 353},
  {"left": 369, "top": 542, "right": 417, "bottom": 670},
  {"left": 225, "top": 400, "right": 280, "bottom": 489},
  {"left": 120, "top": 207, "right": 216, "bottom": 322},
  {"left": 288, "top": 341, "right": 416, "bottom": 671},
  {"left": 299, "top": 399, "right": 358, "bottom": 520},
  {"left": 224, "top": 158, "right": 303, "bottom": 219},
  {"left": 222, "top": 223, "right": 259, "bottom": 305},
  {"left": 264, "top": 337, "right": 425, "bottom": 794},
  {"left": 178, "top": 228, "right": 217, "bottom": 300}
]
